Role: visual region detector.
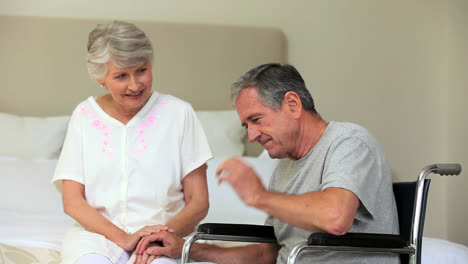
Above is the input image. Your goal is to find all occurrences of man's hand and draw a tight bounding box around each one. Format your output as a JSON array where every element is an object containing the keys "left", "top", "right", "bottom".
[
  {"left": 133, "top": 231, "right": 185, "bottom": 264},
  {"left": 119, "top": 225, "right": 173, "bottom": 251},
  {"left": 216, "top": 156, "right": 267, "bottom": 207}
]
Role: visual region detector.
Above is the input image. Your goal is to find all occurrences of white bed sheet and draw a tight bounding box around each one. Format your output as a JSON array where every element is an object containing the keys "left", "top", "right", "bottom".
[
  {"left": 422, "top": 237, "right": 468, "bottom": 264},
  {"left": 0, "top": 155, "right": 277, "bottom": 251},
  {"left": 0, "top": 157, "right": 74, "bottom": 250},
  {"left": 0, "top": 210, "right": 73, "bottom": 250}
]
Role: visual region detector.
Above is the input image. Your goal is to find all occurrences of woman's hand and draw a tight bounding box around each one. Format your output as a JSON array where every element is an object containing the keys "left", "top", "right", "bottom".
[
  {"left": 62, "top": 180, "right": 165, "bottom": 252},
  {"left": 134, "top": 242, "right": 160, "bottom": 264},
  {"left": 133, "top": 231, "right": 185, "bottom": 264},
  {"left": 119, "top": 225, "right": 174, "bottom": 251}
]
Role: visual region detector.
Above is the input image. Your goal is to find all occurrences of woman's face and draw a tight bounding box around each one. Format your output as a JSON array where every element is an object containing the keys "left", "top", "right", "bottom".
[{"left": 99, "top": 61, "right": 153, "bottom": 113}]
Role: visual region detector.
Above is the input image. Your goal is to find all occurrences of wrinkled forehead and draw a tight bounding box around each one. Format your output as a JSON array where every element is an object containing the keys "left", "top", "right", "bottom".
[
  {"left": 235, "top": 88, "right": 275, "bottom": 122},
  {"left": 235, "top": 88, "right": 262, "bottom": 108}
]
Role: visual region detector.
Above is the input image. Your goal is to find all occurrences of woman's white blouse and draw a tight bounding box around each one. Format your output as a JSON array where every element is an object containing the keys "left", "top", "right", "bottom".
[{"left": 52, "top": 92, "right": 212, "bottom": 263}]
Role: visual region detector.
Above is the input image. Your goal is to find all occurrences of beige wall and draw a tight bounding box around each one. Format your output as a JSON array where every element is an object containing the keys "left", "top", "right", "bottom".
[
  {"left": 1, "top": 0, "right": 466, "bottom": 245},
  {"left": 447, "top": 0, "right": 468, "bottom": 246}
]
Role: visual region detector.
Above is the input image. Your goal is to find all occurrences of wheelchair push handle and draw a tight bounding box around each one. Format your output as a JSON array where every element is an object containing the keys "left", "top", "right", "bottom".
[
  {"left": 419, "top": 163, "right": 462, "bottom": 182},
  {"left": 434, "top": 163, "right": 462, "bottom": 176}
]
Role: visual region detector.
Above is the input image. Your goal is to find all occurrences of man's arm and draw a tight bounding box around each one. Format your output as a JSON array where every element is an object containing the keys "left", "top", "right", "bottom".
[
  {"left": 256, "top": 187, "right": 359, "bottom": 235},
  {"left": 217, "top": 157, "right": 360, "bottom": 235},
  {"left": 134, "top": 231, "right": 280, "bottom": 264}
]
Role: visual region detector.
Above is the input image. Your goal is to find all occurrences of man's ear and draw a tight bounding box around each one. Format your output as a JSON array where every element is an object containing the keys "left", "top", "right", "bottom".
[{"left": 283, "top": 91, "right": 302, "bottom": 119}]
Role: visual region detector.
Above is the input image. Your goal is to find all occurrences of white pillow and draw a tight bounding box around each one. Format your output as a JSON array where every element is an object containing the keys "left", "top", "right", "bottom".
[
  {"left": 196, "top": 111, "right": 246, "bottom": 157},
  {"left": 0, "top": 113, "right": 70, "bottom": 159}
]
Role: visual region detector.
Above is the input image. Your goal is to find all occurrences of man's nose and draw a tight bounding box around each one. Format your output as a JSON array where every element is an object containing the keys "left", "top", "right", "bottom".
[{"left": 247, "top": 125, "right": 261, "bottom": 142}]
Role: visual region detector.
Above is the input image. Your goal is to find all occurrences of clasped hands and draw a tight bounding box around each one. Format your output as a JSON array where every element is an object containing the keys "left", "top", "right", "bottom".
[{"left": 133, "top": 229, "right": 184, "bottom": 264}]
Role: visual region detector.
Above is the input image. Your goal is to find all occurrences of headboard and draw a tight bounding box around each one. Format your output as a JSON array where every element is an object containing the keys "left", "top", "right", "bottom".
[{"left": 0, "top": 15, "right": 287, "bottom": 156}]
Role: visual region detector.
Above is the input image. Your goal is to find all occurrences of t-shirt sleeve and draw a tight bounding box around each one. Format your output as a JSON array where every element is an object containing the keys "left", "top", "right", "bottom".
[
  {"left": 320, "top": 136, "right": 382, "bottom": 222},
  {"left": 51, "top": 107, "right": 84, "bottom": 192},
  {"left": 264, "top": 215, "right": 273, "bottom": 226},
  {"left": 179, "top": 104, "right": 213, "bottom": 178}
]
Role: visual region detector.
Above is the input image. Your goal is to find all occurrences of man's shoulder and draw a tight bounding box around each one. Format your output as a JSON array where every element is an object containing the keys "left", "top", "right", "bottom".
[
  {"left": 328, "top": 121, "right": 368, "bottom": 134},
  {"left": 326, "top": 121, "right": 374, "bottom": 142}
]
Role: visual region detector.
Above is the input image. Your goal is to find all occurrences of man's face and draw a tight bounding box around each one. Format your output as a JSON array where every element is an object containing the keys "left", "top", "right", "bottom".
[{"left": 235, "top": 88, "right": 295, "bottom": 159}]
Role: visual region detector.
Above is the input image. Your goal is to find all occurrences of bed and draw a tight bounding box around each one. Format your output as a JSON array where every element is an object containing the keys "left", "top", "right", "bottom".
[{"left": 1, "top": 15, "right": 467, "bottom": 264}]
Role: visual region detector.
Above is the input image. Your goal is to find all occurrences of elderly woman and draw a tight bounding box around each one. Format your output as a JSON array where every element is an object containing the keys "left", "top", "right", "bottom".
[{"left": 52, "top": 21, "right": 212, "bottom": 264}]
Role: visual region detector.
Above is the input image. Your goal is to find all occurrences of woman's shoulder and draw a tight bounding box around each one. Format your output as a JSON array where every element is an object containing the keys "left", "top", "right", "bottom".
[
  {"left": 154, "top": 92, "right": 194, "bottom": 111},
  {"left": 68, "top": 96, "right": 99, "bottom": 118}
]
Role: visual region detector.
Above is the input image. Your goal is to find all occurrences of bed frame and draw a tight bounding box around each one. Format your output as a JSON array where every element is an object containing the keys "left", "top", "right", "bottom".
[{"left": 0, "top": 15, "right": 287, "bottom": 156}]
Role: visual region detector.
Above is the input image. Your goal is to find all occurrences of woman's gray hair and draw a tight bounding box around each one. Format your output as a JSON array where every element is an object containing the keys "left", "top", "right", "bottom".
[
  {"left": 231, "top": 63, "right": 317, "bottom": 113},
  {"left": 87, "top": 20, "right": 154, "bottom": 80}
]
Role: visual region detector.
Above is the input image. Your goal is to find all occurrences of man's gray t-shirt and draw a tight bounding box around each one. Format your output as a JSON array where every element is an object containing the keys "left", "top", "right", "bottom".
[{"left": 265, "top": 121, "right": 399, "bottom": 264}]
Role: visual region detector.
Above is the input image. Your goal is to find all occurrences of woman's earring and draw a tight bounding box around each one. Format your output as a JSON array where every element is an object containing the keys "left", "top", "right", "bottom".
[{"left": 100, "top": 84, "right": 106, "bottom": 89}]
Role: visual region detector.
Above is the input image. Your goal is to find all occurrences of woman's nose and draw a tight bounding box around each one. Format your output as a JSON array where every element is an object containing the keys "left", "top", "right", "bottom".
[{"left": 128, "top": 75, "right": 140, "bottom": 91}]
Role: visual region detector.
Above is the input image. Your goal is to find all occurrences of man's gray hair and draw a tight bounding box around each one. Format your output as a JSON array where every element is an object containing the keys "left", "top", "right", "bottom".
[
  {"left": 87, "top": 20, "right": 154, "bottom": 80},
  {"left": 231, "top": 63, "right": 316, "bottom": 113}
]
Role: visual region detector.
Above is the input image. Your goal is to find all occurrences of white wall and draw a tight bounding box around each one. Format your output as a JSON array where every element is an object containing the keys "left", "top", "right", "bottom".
[{"left": 1, "top": 0, "right": 466, "bottom": 245}]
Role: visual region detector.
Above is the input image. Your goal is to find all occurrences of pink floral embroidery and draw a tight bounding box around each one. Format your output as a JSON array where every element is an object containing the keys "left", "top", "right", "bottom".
[
  {"left": 81, "top": 106, "right": 114, "bottom": 158},
  {"left": 92, "top": 120, "right": 101, "bottom": 127},
  {"left": 80, "top": 101, "right": 168, "bottom": 159},
  {"left": 134, "top": 101, "right": 167, "bottom": 157}
]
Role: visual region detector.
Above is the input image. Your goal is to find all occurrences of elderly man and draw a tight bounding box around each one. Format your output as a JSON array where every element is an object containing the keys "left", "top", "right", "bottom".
[{"left": 134, "top": 63, "right": 399, "bottom": 264}]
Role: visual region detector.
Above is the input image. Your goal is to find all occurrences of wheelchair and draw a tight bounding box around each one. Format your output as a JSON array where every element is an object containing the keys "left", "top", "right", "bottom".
[{"left": 181, "top": 163, "right": 462, "bottom": 264}]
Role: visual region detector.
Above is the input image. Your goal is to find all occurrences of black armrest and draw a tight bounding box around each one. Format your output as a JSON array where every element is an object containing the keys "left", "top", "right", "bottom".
[
  {"left": 308, "top": 232, "right": 408, "bottom": 248},
  {"left": 198, "top": 223, "right": 276, "bottom": 241}
]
